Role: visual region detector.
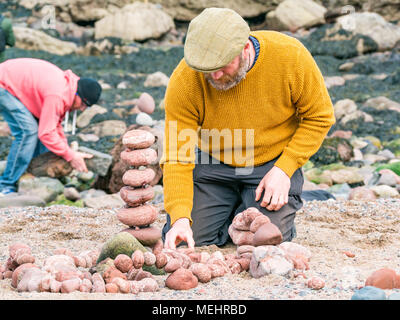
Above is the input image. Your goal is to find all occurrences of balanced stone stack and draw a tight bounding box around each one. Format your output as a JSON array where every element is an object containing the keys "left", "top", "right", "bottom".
[{"left": 117, "top": 129, "right": 162, "bottom": 249}]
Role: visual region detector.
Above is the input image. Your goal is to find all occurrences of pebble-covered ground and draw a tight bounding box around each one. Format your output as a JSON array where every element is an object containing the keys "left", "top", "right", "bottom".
[{"left": 0, "top": 199, "right": 400, "bottom": 300}]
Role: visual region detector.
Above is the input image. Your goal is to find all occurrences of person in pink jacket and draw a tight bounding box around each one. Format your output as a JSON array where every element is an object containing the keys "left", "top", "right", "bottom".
[{"left": 0, "top": 58, "right": 102, "bottom": 195}]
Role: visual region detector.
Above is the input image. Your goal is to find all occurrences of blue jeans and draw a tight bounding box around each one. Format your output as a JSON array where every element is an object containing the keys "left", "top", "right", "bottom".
[{"left": 0, "top": 88, "right": 48, "bottom": 191}]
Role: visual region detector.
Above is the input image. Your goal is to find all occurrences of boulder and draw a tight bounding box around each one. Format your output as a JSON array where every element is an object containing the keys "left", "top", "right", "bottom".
[
  {"left": 0, "top": 195, "right": 46, "bottom": 208},
  {"left": 83, "top": 193, "right": 125, "bottom": 209},
  {"left": 365, "top": 268, "right": 400, "bottom": 290},
  {"left": 336, "top": 12, "right": 400, "bottom": 51},
  {"left": 95, "top": 2, "right": 174, "bottom": 42},
  {"left": 144, "top": 72, "right": 170, "bottom": 88},
  {"left": 349, "top": 186, "right": 377, "bottom": 201},
  {"left": 266, "top": 0, "right": 326, "bottom": 32},
  {"left": 76, "top": 105, "right": 107, "bottom": 128},
  {"left": 249, "top": 245, "right": 293, "bottom": 278},
  {"left": 81, "top": 120, "right": 127, "bottom": 138},
  {"left": 13, "top": 26, "right": 77, "bottom": 55},
  {"left": 117, "top": 205, "right": 158, "bottom": 227},
  {"left": 27, "top": 152, "right": 72, "bottom": 178},
  {"left": 18, "top": 176, "right": 64, "bottom": 203},
  {"left": 252, "top": 222, "right": 283, "bottom": 246},
  {"left": 78, "top": 146, "right": 113, "bottom": 177}
]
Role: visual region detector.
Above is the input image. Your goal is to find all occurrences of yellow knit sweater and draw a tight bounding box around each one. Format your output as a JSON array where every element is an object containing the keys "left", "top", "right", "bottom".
[{"left": 160, "top": 30, "right": 335, "bottom": 225}]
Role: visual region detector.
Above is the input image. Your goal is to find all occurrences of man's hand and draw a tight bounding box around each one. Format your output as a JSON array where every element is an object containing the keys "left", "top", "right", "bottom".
[
  {"left": 69, "top": 152, "right": 93, "bottom": 172},
  {"left": 255, "top": 166, "right": 291, "bottom": 211},
  {"left": 164, "top": 218, "right": 195, "bottom": 250}
]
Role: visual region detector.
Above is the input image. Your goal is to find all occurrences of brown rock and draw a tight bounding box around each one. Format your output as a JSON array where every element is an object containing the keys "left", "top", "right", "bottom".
[
  {"left": 12, "top": 263, "right": 39, "bottom": 288},
  {"left": 165, "top": 268, "right": 198, "bottom": 290},
  {"left": 190, "top": 263, "right": 212, "bottom": 283},
  {"left": 137, "top": 92, "right": 155, "bottom": 114},
  {"left": 249, "top": 215, "right": 271, "bottom": 233},
  {"left": 343, "top": 251, "right": 355, "bottom": 258},
  {"left": 307, "top": 276, "right": 325, "bottom": 290},
  {"left": 4, "top": 270, "right": 13, "bottom": 279},
  {"left": 127, "top": 267, "right": 141, "bottom": 280},
  {"left": 228, "top": 224, "right": 254, "bottom": 246},
  {"left": 122, "top": 129, "right": 155, "bottom": 149},
  {"left": 188, "top": 252, "right": 201, "bottom": 263},
  {"left": 232, "top": 207, "right": 262, "bottom": 231},
  {"left": 91, "top": 273, "right": 106, "bottom": 293},
  {"left": 122, "top": 168, "right": 156, "bottom": 187},
  {"left": 61, "top": 278, "right": 82, "bottom": 293},
  {"left": 102, "top": 266, "right": 127, "bottom": 284},
  {"left": 143, "top": 252, "right": 156, "bottom": 266},
  {"left": 105, "top": 282, "right": 119, "bottom": 293},
  {"left": 151, "top": 239, "right": 164, "bottom": 255},
  {"left": 227, "top": 260, "right": 242, "bottom": 274},
  {"left": 155, "top": 253, "right": 168, "bottom": 269},
  {"left": 111, "top": 277, "right": 131, "bottom": 293},
  {"left": 121, "top": 226, "right": 162, "bottom": 246},
  {"left": 207, "top": 264, "right": 225, "bottom": 278},
  {"left": 132, "top": 250, "right": 145, "bottom": 269},
  {"left": 365, "top": 268, "right": 400, "bottom": 289},
  {"left": 55, "top": 271, "right": 83, "bottom": 282},
  {"left": 134, "top": 270, "right": 153, "bottom": 281},
  {"left": 137, "top": 277, "right": 159, "bottom": 292},
  {"left": 117, "top": 204, "right": 158, "bottom": 227},
  {"left": 120, "top": 148, "right": 158, "bottom": 167},
  {"left": 252, "top": 222, "right": 283, "bottom": 246},
  {"left": 119, "top": 186, "right": 155, "bottom": 207},
  {"left": 164, "top": 258, "right": 182, "bottom": 273},
  {"left": 235, "top": 258, "right": 251, "bottom": 271},
  {"left": 79, "top": 279, "right": 92, "bottom": 293},
  {"left": 114, "top": 254, "right": 133, "bottom": 273}
]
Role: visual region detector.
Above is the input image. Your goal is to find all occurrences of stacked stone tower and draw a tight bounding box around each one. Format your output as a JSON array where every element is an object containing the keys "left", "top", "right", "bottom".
[{"left": 117, "top": 129, "right": 162, "bottom": 249}]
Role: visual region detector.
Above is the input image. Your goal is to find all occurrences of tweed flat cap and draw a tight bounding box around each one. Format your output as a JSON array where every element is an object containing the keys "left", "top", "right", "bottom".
[{"left": 184, "top": 7, "right": 250, "bottom": 73}]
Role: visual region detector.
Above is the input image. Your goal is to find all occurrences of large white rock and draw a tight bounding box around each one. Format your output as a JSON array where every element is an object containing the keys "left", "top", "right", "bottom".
[
  {"left": 13, "top": 26, "right": 77, "bottom": 55},
  {"left": 266, "top": 0, "right": 327, "bottom": 31},
  {"left": 95, "top": 2, "right": 175, "bottom": 41},
  {"left": 337, "top": 12, "right": 400, "bottom": 51},
  {"left": 76, "top": 105, "right": 107, "bottom": 128}
]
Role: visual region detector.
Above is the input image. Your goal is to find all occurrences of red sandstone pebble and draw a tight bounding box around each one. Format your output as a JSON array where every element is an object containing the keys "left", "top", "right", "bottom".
[
  {"left": 252, "top": 222, "right": 283, "bottom": 246},
  {"left": 235, "top": 258, "right": 250, "bottom": 271},
  {"left": 9, "top": 243, "right": 31, "bottom": 259},
  {"left": 227, "top": 260, "right": 242, "bottom": 274},
  {"left": 79, "top": 279, "right": 92, "bottom": 293},
  {"left": 111, "top": 277, "right": 131, "bottom": 293},
  {"left": 155, "top": 253, "right": 168, "bottom": 269},
  {"left": 38, "top": 274, "right": 53, "bottom": 292},
  {"left": 103, "top": 266, "right": 127, "bottom": 284},
  {"left": 164, "top": 258, "right": 182, "bottom": 273},
  {"left": 61, "top": 278, "right": 82, "bottom": 293},
  {"left": 232, "top": 207, "right": 262, "bottom": 231},
  {"left": 117, "top": 205, "right": 158, "bottom": 227},
  {"left": 73, "top": 256, "right": 86, "bottom": 268},
  {"left": 199, "top": 252, "right": 211, "bottom": 264},
  {"left": 11, "top": 263, "right": 38, "bottom": 288},
  {"left": 4, "top": 270, "right": 13, "bottom": 279},
  {"left": 54, "top": 248, "right": 74, "bottom": 257},
  {"left": 50, "top": 279, "right": 62, "bottom": 293},
  {"left": 207, "top": 264, "right": 225, "bottom": 278},
  {"left": 343, "top": 251, "right": 355, "bottom": 258},
  {"left": 127, "top": 267, "right": 141, "bottom": 280},
  {"left": 122, "top": 226, "right": 161, "bottom": 246},
  {"left": 151, "top": 239, "right": 164, "bottom": 255},
  {"left": 105, "top": 283, "right": 119, "bottom": 293},
  {"left": 249, "top": 215, "right": 271, "bottom": 233},
  {"left": 121, "top": 148, "right": 158, "bottom": 166},
  {"left": 188, "top": 252, "right": 201, "bottom": 263},
  {"left": 132, "top": 250, "right": 145, "bottom": 269},
  {"left": 134, "top": 270, "right": 153, "bottom": 281},
  {"left": 16, "top": 253, "right": 35, "bottom": 265},
  {"left": 307, "top": 277, "right": 325, "bottom": 290},
  {"left": 122, "top": 168, "right": 156, "bottom": 187},
  {"left": 165, "top": 268, "right": 198, "bottom": 290},
  {"left": 365, "top": 268, "right": 400, "bottom": 289},
  {"left": 144, "top": 252, "right": 156, "bottom": 266},
  {"left": 190, "top": 263, "right": 212, "bottom": 283},
  {"left": 129, "top": 281, "right": 140, "bottom": 294},
  {"left": 228, "top": 225, "right": 254, "bottom": 246},
  {"left": 122, "top": 130, "right": 155, "bottom": 149},
  {"left": 55, "top": 270, "right": 83, "bottom": 282},
  {"left": 91, "top": 273, "right": 106, "bottom": 293},
  {"left": 210, "top": 251, "right": 224, "bottom": 261},
  {"left": 119, "top": 186, "right": 155, "bottom": 207},
  {"left": 114, "top": 254, "right": 133, "bottom": 273},
  {"left": 137, "top": 278, "right": 159, "bottom": 292}
]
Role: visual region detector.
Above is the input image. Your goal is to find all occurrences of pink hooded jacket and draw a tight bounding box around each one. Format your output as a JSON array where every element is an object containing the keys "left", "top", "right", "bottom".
[{"left": 0, "top": 58, "right": 79, "bottom": 161}]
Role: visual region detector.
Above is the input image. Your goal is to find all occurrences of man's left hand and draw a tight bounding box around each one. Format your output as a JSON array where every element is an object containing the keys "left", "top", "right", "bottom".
[{"left": 255, "top": 166, "right": 291, "bottom": 211}]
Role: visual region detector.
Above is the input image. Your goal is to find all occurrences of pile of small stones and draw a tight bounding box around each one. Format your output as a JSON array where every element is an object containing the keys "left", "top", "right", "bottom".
[
  {"left": 0, "top": 238, "right": 317, "bottom": 294},
  {"left": 118, "top": 129, "right": 163, "bottom": 248}
]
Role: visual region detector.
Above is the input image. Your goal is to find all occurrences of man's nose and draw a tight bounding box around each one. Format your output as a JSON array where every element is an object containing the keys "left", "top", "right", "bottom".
[{"left": 210, "top": 70, "right": 224, "bottom": 80}]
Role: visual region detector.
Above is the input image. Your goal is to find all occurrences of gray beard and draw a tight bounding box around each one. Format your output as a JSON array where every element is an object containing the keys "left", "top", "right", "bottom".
[{"left": 206, "top": 56, "right": 249, "bottom": 91}]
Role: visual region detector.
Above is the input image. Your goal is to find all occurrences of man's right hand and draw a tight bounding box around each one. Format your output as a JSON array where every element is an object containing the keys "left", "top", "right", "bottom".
[
  {"left": 164, "top": 218, "right": 195, "bottom": 250},
  {"left": 69, "top": 151, "right": 93, "bottom": 172}
]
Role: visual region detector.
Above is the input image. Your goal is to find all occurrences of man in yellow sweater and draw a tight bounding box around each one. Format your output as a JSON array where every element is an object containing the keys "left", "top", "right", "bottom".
[{"left": 160, "top": 8, "right": 335, "bottom": 249}]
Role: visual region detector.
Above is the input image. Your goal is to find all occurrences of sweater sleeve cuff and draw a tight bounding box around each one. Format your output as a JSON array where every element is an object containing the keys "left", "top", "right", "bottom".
[
  {"left": 169, "top": 205, "right": 193, "bottom": 226},
  {"left": 274, "top": 153, "right": 300, "bottom": 178}
]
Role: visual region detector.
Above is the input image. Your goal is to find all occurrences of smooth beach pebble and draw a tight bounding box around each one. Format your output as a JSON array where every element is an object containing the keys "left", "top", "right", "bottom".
[
  {"left": 119, "top": 186, "right": 155, "bottom": 207},
  {"left": 122, "top": 168, "right": 156, "bottom": 187},
  {"left": 122, "top": 130, "right": 155, "bottom": 149},
  {"left": 165, "top": 268, "right": 198, "bottom": 290},
  {"left": 121, "top": 148, "right": 158, "bottom": 166},
  {"left": 117, "top": 204, "right": 158, "bottom": 227}
]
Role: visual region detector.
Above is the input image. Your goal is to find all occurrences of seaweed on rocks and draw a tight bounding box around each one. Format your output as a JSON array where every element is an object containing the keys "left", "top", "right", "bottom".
[{"left": 299, "top": 24, "right": 378, "bottom": 59}]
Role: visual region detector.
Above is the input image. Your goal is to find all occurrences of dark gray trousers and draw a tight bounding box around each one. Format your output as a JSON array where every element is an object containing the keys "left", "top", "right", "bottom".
[{"left": 162, "top": 149, "right": 304, "bottom": 247}]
